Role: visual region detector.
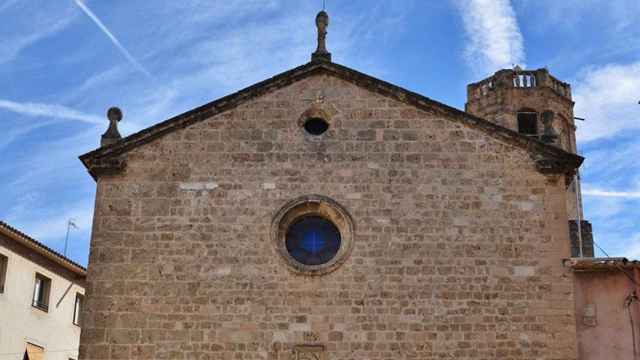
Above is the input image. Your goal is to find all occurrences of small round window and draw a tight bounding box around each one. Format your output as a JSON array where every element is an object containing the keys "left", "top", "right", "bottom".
[
  {"left": 286, "top": 216, "right": 341, "bottom": 265},
  {"left": 272, "top": 195, "right": 355, "bottom": 275},
  {"left": 303, "top": 117, "right": 329, "bottom": 135}
]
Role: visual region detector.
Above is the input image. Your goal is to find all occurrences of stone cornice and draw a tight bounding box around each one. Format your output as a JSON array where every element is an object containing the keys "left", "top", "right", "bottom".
[{"left": 83, "top": 157, "right": 126, "bottom": 181}]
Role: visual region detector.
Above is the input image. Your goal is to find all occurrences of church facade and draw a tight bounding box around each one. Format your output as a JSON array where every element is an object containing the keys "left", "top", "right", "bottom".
[{"left": 79, "top": 11, "right": 585, "bottom": 360}]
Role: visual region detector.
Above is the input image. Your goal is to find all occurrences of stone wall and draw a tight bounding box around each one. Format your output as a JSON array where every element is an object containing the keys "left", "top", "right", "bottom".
[
  {"left": 569, "top": 220, "right": 595, "bottom": 258},
  {"left": 465, "top": 68, "right": 582, "bottom": 222},
  {"left": 466, "top": 68, "right": 575, "bottom": 153},
  {"left": 80, "top": 74, "right": 577, "bottom": 359}
]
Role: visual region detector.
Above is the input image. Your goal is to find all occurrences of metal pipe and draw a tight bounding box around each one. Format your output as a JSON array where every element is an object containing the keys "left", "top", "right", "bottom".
[{"left": 575, "top": 172, "right": 584, "bottom": 258}]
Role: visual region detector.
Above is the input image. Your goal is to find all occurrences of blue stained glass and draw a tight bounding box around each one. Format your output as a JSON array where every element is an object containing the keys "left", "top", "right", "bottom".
[{"left": 286, "top": 216, "right": 341, "bottom": 266}]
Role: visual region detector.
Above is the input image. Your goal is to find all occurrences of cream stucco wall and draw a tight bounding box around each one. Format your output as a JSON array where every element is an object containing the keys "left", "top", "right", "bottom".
[{"left": 0, "top": 243, "right": 84, "bottom": 360}]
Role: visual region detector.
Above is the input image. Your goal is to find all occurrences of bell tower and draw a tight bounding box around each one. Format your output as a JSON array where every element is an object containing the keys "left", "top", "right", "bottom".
[
  {"left": 466, "top": 67, "right": 577, "bottom": 152},
  {"left": 466, "top": 67, "right": 593, "bottom": 257}
]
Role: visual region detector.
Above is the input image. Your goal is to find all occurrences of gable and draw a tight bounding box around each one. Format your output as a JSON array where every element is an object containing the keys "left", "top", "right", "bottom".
[{"left": 79, "top": 61, "right": 583, "bottom": 180}]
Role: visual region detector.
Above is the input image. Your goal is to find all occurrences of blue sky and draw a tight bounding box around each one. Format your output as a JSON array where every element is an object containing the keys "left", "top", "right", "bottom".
[{"left": 1, "top": 0, "right": 639, "bottom": 266}]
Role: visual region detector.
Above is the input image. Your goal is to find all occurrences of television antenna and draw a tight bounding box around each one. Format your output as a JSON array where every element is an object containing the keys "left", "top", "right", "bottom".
[{"left": 63, "top": 219, "right": 78, "bottom": 256}]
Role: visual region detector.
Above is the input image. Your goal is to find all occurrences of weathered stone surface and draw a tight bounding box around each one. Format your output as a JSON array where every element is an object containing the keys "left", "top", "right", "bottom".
[
  {"left": 80, "top": 74, "right": 577, "bottom": 359},
  {"left": 569, "top": 220, "right": 595, "bottom": 258},
  {"left": 466, "top": 68, "right": 582, "bottom": 221}
]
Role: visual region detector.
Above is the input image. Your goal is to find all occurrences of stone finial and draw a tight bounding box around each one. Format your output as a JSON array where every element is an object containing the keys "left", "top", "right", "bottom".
[
  {"left": 311, "top": 10, "right": 332, "bottom": 62},
  {"left": 541, "top": 110, "right": 559, "bottom": 144},
  {"left": 101, "top": 107, "right": 123, "bottom": 147}
]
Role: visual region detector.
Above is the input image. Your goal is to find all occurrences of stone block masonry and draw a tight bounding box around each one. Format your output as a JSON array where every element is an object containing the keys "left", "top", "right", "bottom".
[
  {"left": 80, "top": 74, "right": 577, "bottom": 359},
  {"left": 465, "top": 68, "right": 583, "bottom": 222}
]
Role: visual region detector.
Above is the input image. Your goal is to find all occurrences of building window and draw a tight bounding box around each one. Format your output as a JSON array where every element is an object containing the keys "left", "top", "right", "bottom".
[
  {"left": 286, "top": 216, "right": 341, "bottom": 266},
  {"left": 272, "top": 195, "right": 355, "bottom": 275},
  {"left": 0, "top": 253, "right": 7, "bottom": 293},
  {"left": 513, "top": 73, "right": 537, "bottom": 88},
  {"left": 25, "top": 343, "right": 45, "bottom": 360},
  {"left": 299, "top": 106, "right": 332, "bottom": 137},
  {"left": 303, "top": 117, "right": 329, "bottom": 135},
  {"left": 32, "top": 273, "right": 51, "bottom": 312},
  {"left": 73, "top": 293, "right": 84, "bottom": 326},
  {"left": 517, "top": 112, "right": 538, "bottom": 136}
]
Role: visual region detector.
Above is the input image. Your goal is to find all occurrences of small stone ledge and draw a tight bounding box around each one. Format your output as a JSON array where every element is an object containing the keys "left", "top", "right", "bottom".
[
  {"left": 86, "top": 157, "right": 126, "bottom": 179},
  {"left": 534, "top": 156, "right": 578, "bottom": 182}
]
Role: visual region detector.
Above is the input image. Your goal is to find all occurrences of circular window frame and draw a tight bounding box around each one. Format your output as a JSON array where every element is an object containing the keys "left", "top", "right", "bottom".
[
  {"left": 303, "top": 117, "right": 330, "bottom": 135},
  {"left": 298, "top": 107, "right": 332, "bottom": 137},
  {"left": 272, "top": 195, "right": 355, "bottom": 276}
]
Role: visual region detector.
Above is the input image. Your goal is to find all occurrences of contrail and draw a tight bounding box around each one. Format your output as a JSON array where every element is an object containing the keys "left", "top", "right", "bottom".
[
  {"left": 73, "top": 0, "right": 151, "bottom": 78},
  {"left": 0, "top": 99, "right": 103, "bottom": 124}
]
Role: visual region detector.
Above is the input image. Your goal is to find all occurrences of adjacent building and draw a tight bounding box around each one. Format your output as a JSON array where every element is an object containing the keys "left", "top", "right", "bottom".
[
  {"left": 567, "top": 258, "right": 640, "bottom": 360},
  {"left": 0, "top": 221, "right": 86, "bottom": 360}
]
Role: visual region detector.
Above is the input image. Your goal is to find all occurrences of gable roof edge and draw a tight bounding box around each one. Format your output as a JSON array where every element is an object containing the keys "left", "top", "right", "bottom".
[
  {"left": 80, "top": 61, "right": 583, "bottom": 180},
  {"left": 323, "top": 62, "right": 583, "bottom": 171}
]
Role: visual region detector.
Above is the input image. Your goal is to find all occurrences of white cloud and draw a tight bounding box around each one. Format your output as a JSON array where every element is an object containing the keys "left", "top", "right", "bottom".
[
  {"left": 574, "top": 62, "right": 640, "bottom": 143},
  {"left": 581, "top": 140, "right": 640, "bottom": 181},
  {"left": 583, "top": 196, "right": 626, "bottom": 222},
  {"left": 4, "top": 197, "right": 95, "bottom": 260},
  {"left": 0, "top": 3, "right": 77, "bottom": 64},
  {"left": 518, "top": 0, "right": 639, "bottom": 33},
  {"left": 3, "top": 128, "right": 96, "bottom": 187},
  {"left": 0, "top": 17, "right": 74, "bottom": 64},
  {"left": 0, "top": 119, "right": 61, "bottom": 150},
  {"left": 625, "top": 234, "right": 640, "bottom": 260},
  {"left": 21, "top": 200, "right": 94, "bottom": 247},
  {"left": 454, "top": 0, "right": 525, "bottom": 75},
  {"left": 583, "top": 188, "right": 640, "bottom": 199},
  {"left": 0, "top": 99, "right": 103, "bottom": 124}
]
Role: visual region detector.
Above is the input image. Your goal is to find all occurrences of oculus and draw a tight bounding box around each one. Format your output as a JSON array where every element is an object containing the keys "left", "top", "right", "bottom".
[
  {"left": 299, "top": 104, "right": 331, "bottom": 137},
  {"left": 286, "top": 216, "right": 341, "bottom": 265},
  {"left": 303, "top": 117, "right": 329, "bottom": 135},
  {"left": 272, "top": 195, "right": 354, "bottom": 275}
]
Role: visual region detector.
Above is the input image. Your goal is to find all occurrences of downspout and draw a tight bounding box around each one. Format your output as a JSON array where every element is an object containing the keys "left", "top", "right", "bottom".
[{"left": 574, "top": 171, "right": 583, "bottom": 258}]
